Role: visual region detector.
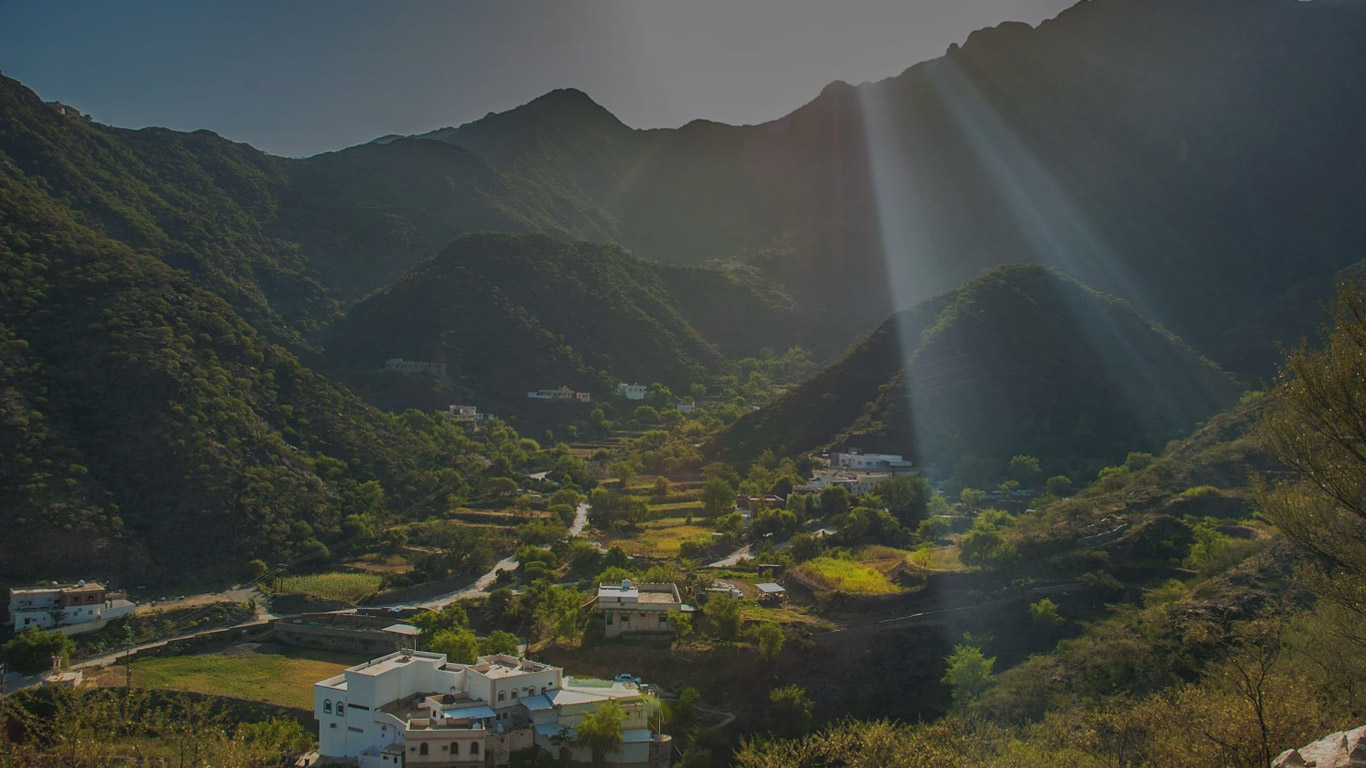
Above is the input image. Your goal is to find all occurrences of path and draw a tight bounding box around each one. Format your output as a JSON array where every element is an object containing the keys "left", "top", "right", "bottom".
[
  {"left": 569, "top": 502, "right": 590, "bottom": 536},
  {"left": 374, "top": 554, "right": 521, "bottom": 610},
  {"left": 705, "top": 544, "right": 753, "bottom": 569},
  {"left": 812, "top": 597, "right": 1017, "bottom": 644}
]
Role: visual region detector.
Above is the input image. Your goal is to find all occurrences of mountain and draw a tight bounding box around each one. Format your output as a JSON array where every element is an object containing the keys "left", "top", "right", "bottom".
[
  {"left": 0, "top": 88, "right": 522, "bottom": 585},
  {"left": 417, "top": 0, "right": 1366, "bottom": 373},
  {"left": 713, "top": 265, "right": 1242, "bottom": 480},
  {"left": 322, "top": 232, "right": 800, "bottom": 413},
  {"left": 0, "top": 75, "right": 617, "bottom": 350}
]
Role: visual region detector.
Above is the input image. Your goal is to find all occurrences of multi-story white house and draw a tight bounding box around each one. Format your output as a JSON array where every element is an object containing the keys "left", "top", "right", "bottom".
[
  {"left": 593, "top": 581, "right": 692, "bottom": 640},
  {"left": 831, "top": 450, "right": 914, "bottom": 471},
  {"left": 616, "top": 383, "right": 647, "bottom": 401},
  {"left": 7, "top": 581, "right": 136, "bottom": 635},
  {"left": 314, "top": 651, "right": 670, "bottom": 768}
]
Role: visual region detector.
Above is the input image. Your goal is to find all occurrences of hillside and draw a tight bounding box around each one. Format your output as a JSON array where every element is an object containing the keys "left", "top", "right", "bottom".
[
  {"left": 323, "top": 233, "right": 799, "bottom": 411},
  {"left": 0, "top": 75, "right": 617, "bottom": 349},
  {"left": 417, "top": 0, "right": 1366, "bottom": 373},
  {"left": 715, "top": 265, "right": 1242, "bottom": 478},
  {"left": 0, "top": 123, "right": 503, "bottom": 586}
]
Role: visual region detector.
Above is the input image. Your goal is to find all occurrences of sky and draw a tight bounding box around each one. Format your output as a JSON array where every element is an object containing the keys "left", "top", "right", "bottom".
[{"left": 1, "top": 0, "right": 1077, "bottom": 157}]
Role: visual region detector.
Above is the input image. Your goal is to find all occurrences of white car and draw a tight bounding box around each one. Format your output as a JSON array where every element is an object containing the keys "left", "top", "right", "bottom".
[{"left": 614, "top": 673, "right": 643, "bottom": 685}]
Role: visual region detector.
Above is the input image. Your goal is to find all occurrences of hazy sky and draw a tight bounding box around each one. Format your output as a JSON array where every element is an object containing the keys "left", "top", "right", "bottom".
[{"left": 1, "top": 0, "right": 1076, "bottom": 157}]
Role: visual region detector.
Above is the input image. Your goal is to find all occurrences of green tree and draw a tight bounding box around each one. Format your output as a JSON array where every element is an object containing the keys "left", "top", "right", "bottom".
[
  {"left": 479, "top": 630, "right": 520, "bottom": 656},
  {"left": 819, "top": 485, "right": 851, "bottom": 516},
  {"left": 652, "top": 476, "right": 670, "bottom": 497},
  {"left": 610, "top": 460, "right": 636, "bottom": 488},
  {"left": 1259, "top": 282, "right": 1366, "bottom": 616},
  {"left": 245, "top": 558, "right": 269, "bottom": 580},
  {"left": 576, "top": 700, "right": 626, "bottom": 765},
  {"left": 1028, "top": 598, "right": 1064, "bottom": 627},
  {"left": 675, "top": 686, "right": 701, "bottom": 721},
  {"left": 941, "top": 643, "right": 995, "bottom": 710},
  {"left": 666, "top": 609, "right": 693, "bottom": 639},
  {"left": 1045, "top": 475, "right": 1075, "bottom": 497},
  {"left": 1125, "top": 451, "right": 1156, "bottom": 472},
  {"left": 0, "top": 628, "right": 76, "bottom": 674},
  {"left": 1007, "top": 455, "right": 1042, "bottom": 487},
  {"left": 959, "top": 488, "right": 986, "bottom": 511},
  {"left": 870, "top": 475, "right": 931, "bottom": 525},
  {"left": 701, "top": 476, "right": 735, "bottom": 519},
  {"left": 633, "top": 405, "right": 660, "bottom": 425},
  {"left": 959, "top": 520, "right": 1013, "bottom": 569},
  {"left": 756, "top": 622, "right": 784, "bottom": 662},
  {"left": 427, "top": 628, "right": 479, "bottom": 663},
  {"left": 704, "top": 594, "right": 742, "bottom": 640},
  {"left": 917, "top": 516, "right": 950, "bottom": 543},
  {"left": 768, "top": 685, "right": 813, "bottom": 733}
]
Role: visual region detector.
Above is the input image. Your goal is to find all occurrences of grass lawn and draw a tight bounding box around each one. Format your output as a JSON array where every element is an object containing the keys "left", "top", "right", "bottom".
[
  {"left": 274, "top": 572, "right": 382, "bottom": 603},
  {"left": 796, "top": 557, "right": 900, "bottom": 594},
  {"left": 126, "top": 648, "right": 367, "bottom": 709},
  {"left": 908, "top": 545, "right": 968, "bottom": 572},
  {"left": 607, "top": 516, "right": 713, "bottom": 557}
]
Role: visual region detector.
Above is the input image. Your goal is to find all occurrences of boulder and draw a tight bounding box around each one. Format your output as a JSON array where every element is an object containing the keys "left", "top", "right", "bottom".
[{"left": 1273, "top": 726, "right": 1366, "bottom": 768}]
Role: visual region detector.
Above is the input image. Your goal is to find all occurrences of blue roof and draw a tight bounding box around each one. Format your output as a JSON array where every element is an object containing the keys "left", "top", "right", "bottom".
[
  {"left": 444, "top": 705, "right": 496, "bottom": 720},
  {"left": 521, "top": 694, "right": 553, "bottom": 712}
]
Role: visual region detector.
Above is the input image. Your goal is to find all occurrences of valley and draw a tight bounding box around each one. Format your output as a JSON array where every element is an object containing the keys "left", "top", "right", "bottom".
[{"left": 4, "top": 0, "right": 1366, "bottom": 765}]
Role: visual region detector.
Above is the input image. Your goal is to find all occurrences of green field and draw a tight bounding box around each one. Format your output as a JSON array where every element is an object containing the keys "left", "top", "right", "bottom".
[
  {"left": 128, "top": 648, "right": 367, "bottom": 709},
  {"left": 606, "top": 516, "right": 713, "bottom": 557},
  {"left": 275, "top": 572, "right": 382, "bottom": 603},
  {"left": 797, "top": 557, "right": 900, "bottom": 595}
]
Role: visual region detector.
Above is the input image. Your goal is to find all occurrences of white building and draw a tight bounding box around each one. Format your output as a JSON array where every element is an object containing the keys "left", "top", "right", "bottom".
[
  {"left": 832, "top": 450, "right": 914, "bottom": 471},
  {"left": 315, "top": 652, "right": 670, "bottom": 768},
  {"left": 616, "top": 383, "right": 647, "bottom": 401},
  {"left": 676, "top": 401, "right": 695, "bottom": 413},
  {"left": 386, "top": 359, "right": 448, "bottom": 379},
  {"left": 443, "top": 405, "right": 490, "bottom": 427},
  {"left": 8, "top": 581, "right": 136, "bottom": 635},
  {"left": 528, "top": 386, "right": 591, "bottom": 403},
  {"left": 593, "top": 581, "right": 692, "bottom": 639}
]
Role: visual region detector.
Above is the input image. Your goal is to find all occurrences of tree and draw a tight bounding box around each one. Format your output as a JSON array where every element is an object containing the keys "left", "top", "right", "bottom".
[
  {"left": 819, "top": 485, "right": 850, "bottom": 516},
  {"left": 675, "top": 686, "right": 701, "bottom": 720},
  {"left": 1045, "top": 475, "right": 1075, "bottom": 498},
  {"left": 1, "top": 628, "right": 76, "bottom": 674},
  {"left": 959, "top": 488, "right": 986, "bottom": 511},
  {"left": 1028, "top": 598, "right": 1064, "bottom": 627},
  {"left": 577, "top": 700, "right": 626, "bottom": 765},
  {"left": 479, "top": 630, "right": 520, "bottom": 656},
  {"left": 609, "top": 460, "right": 636, "bottom": 488},
  {"left": 942, "top": 643, "right": 995, "bottom": 710},
  {"left": 652, "top": 476, "right": 670, "bottom": 497},
  {"left": 1258, "top": 281, "right": 1366, "bottom": 614},
  {"left": 756, "top": 622, "right": 784, "bottom": 662},
  {"left": 870, "top": 475, "right": 931, "bottom": 525},
  {"left": 427, "top": 629, "right": 479, "bottom": 663},
  {"left": 959, "top": 520, "right": 1013, "bottom": 569},
  {"left": 666, "top": 609, "right": 693, "bottom": 640},
  {"left": 704, "top": 594, "right": 742, "bottom": 640},
  {"left": 633, "top": 405, "right": 659, "bottom": 425},
  {"left": 917, "top": 516, "right": 950, "bottom": 543},
  {"left": 768, "top": 685, "right": 813, "bottom": 733},
  {"left": 244, "top": 558, "right": 268, "bottom": 580},
  {"left": 702, "top": 476, "right": 735, "bottom": 519},
  {"left": 1125, "top": 451, "right": 1156, "bottom": 472},
  {"left": 1007, "top": 455, "right": 1042, "bottom": 487}
]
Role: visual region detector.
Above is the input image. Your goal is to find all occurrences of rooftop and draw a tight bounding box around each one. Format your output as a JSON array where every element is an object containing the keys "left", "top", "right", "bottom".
[
  {"left": 755, "top": 582, "right": 787, "bottom": 594},
  {"left": 467, "top": 654, "right": 553, "bottom": 679},
  {"left": 347, "top": 650, "right": 446, "bottom": 677}
]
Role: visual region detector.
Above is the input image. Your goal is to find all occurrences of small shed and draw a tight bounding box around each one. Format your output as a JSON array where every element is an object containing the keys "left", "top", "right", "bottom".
[{"left": 755, "top": 583, "right": 788, "bottom": 603}]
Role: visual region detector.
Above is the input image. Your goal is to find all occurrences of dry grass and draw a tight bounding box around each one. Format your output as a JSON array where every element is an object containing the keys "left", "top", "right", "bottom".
[
  {"left": 605, "top": 516, "right": 714, "bottom": 557},
  {"left": 101, "top": 648, "right": 368, "bottom": 709},
  {"left": 273, "top": 572, "right": 381, "bottom": 603},
  {"left": 794, "top": 557, "right": 899, "bottom": 594}
]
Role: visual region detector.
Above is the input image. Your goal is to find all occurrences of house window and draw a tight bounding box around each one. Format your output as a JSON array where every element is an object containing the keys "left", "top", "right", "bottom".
[
  {"left": 323, "top": 699, "right": 332, "bottom": 714},
  {"left": 471, "top": 742, "right": 480, "bottom": 755},
  {"left": 441, "top": 744, "right": 448, "bottom": 751},
  {"left": 512, "top": 690, "right": 519, "bottom": 699},
  {"left": 606, "top": 612, "right": 613, "bottom": 625},
  {"left": 419, "top": 743, "right": 429, "bottom": 755},
  {"left": 526, "top": 687, "right": 534, "bottom": 697},
  {"left": 498, "top": 691, "right": 506, "bottom": 702}
]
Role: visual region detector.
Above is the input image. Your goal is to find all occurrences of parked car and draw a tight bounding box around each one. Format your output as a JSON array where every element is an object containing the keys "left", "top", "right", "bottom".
[{"left": 614, "top": 673, "right": 643, "bottom": 685}]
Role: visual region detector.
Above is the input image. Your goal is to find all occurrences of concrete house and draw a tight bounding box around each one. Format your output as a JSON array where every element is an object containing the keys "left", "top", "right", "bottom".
[
  {"left": 616, "top": 383, "right": 647, "bottom": 401},
  {"left": 386, "top": 359, "right": 448, "bottom": 380},
  {"left": 593, "top": 581, "right": 692, "bottom": 639},
  {"left": 528, "top": 386, "right": 591, "bottom": 403},
  {"left": 314, "top": 651, "right": 670, "bottom": 768},
  {"left": 7, "top": 581, "right": 136, "bottom": 635}
]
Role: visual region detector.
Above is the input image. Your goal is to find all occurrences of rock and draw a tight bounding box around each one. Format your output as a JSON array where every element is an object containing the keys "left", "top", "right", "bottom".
[{"left": 1273, "top": 726, "right": 1366, "bottom": 768}]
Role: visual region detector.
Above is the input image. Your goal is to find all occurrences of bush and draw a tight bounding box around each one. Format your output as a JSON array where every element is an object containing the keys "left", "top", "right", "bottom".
[{"left": 1, "top": 628, "right": 76, "bottom": 674}]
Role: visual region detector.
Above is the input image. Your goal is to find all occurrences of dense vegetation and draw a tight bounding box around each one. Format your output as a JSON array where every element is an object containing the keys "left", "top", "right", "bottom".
[
  {"left": 717, "top": 265, "right": 1241, "bottom": 481},
  {"left": 323, "top": 233, "right": 798, "bottom": 410}
]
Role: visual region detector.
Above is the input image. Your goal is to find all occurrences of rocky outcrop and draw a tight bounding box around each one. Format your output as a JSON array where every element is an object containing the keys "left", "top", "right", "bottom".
[{"left": 1273, "top": 726, "right": 1366, "bottom": 768}]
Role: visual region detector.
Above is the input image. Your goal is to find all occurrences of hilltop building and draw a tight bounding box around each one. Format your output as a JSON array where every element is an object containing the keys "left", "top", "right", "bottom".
[
  {"left": 592, "top": 581, "right": 692, "bottom": 639},
  {"left": 527, "top": 386, "right": 591, "bottom": 403},
  {"left": 314, "top": 651, "right": 670, "bottom": 767},
  {"left": 831, "top": 450, "right": 914, "bottom": 472},
  {"left": 616, "top": 383, "right": 647, "bottom": 401},
  {"left": 386, "top": 359, "right": 448, "bottom": 379},
  {"left": 7, "top": 581, "right": 136, "bottom": 635},
  {"left": 443, "top": 404, "right": 490, "bottom": 427}
]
